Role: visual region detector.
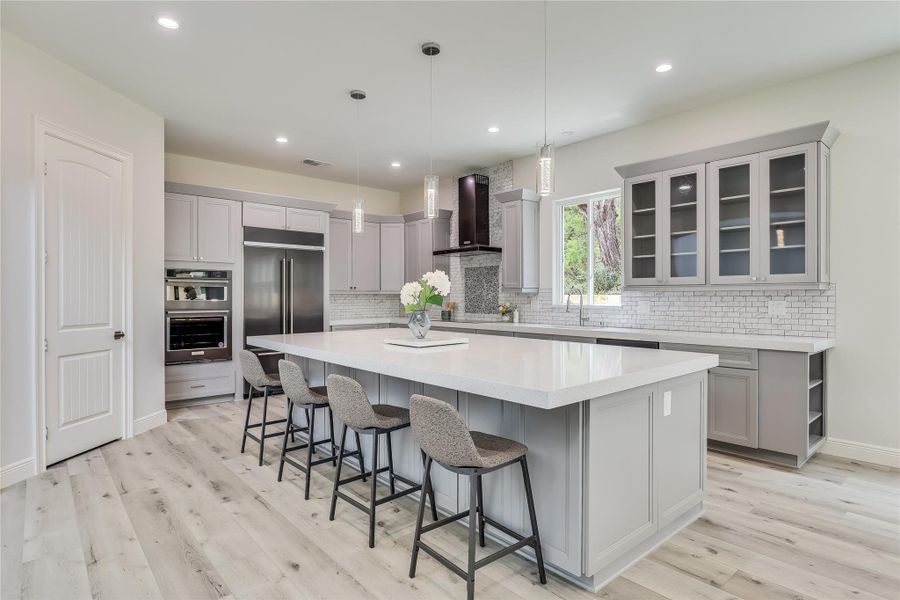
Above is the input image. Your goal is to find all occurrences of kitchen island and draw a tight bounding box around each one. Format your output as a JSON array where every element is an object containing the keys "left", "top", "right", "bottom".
[{"left": 248, "top": 329, "right": 718, "bottom": 591}]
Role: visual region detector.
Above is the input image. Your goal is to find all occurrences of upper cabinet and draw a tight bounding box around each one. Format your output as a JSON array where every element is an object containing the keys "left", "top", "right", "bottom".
[
  {"left": 165, "top": 193, "right": 239, "bottom": 263},
  {"left": 619, "top": 122, "right": 837, "bottom": 287},
  {"left": 380, "top": 223, "right": 405, "bottom": 292},
  {"left": 330, "top": 218, "right": 402, "bottom": 292},
  {"left": 497, "top": 188, "right": 540, "bottom": 293},
  {"left": 243, "top": 201, "right": 327, "bottom": 233},
  {"left": 404, "top": 213, "right": 451, "bottom": 282}
]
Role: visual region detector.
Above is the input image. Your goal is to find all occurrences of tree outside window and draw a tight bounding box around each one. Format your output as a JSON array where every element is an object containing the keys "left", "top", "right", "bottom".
[{"left": 560, "top": 191, "right": 622, "bottom": 306}]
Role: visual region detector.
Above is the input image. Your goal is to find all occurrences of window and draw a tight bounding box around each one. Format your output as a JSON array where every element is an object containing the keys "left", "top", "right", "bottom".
[{"left": 557, "top": 190, "right": 623, "bottom": 306}]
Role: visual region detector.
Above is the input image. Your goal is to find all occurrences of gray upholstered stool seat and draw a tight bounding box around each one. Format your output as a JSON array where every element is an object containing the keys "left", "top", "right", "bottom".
[
  {"left": 276, "top": 360, "right": 339, "bottom": 499},
  {"left": 469, "top": 432, "right": 527, "bottom": 468},
  {"left": 372, "top": 404, "right": 411, "bottom": 428},
  {"left": 326, "top": 374, "right": 437, "bottom": 548},
  {"left": 239, "top": 350, "right": 287, "bottom": 467},
  {"left": 409, "top": 394, "right": 546, "bottom": 600}
]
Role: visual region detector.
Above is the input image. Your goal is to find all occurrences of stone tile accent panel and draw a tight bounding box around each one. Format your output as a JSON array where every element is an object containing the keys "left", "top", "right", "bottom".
[{"left": 463, "top": 266, "right": 500, "bottom": 314}]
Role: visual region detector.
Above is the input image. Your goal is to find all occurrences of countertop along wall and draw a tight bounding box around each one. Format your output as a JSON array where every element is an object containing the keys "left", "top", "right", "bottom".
[
  {"left": 1, "top": 32, "right": 166, "bottom": 481},
  {"left": 505, "top": 52, "right": 899, "bottom": 456}
]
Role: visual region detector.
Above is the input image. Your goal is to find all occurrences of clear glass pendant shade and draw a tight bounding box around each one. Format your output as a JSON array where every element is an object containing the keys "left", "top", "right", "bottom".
[
  {"left": 537, "top": 143, "right": 555, "bottom": 196},
  {"left": 424, "top": 174, "right": 439, "bottom": 218},
  {"left": 352, "top": 198, "right": 365, "bottom": 233}
]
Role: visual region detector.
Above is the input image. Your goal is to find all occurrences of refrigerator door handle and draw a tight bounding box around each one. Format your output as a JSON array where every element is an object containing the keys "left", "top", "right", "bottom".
[
  {"left": 281, "top": 258, "right": 287, "bottom": 334},
  {"left": 289, "top": 258, "right": 295, "bottom": 334}
]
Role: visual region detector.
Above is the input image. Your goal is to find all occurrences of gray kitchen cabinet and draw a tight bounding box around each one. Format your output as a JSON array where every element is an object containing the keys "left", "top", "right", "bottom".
[
  {"left": 165, "top": 192, "right": 197, "bottom": 261},
  {"left": 196, "top": 196, "right": 239, "bottom": 263},
  {"left": 404, "top": 211, "right": 451, "bottom": 282},
  {"left": 330, "top": 217, "right": 380, "bottom": 291},
  {"left": 624, "top": 173, "right": 662, "bottom": 285},
  {"left": 497, "top": 189, "right": 540, "bottom": 293},
  {"left": 329, "top": 217, "right": 352, "bottom": 291},
  {"left": 165, "top": 361, "right": 235, "bottom": 403},
  {"left": 708, "top": 153, "right": 759, "bottom": 284},
  {"left": 380, "top": 223, "right": 405, "bottom": 292},
  {"left": 243, "top": 201, "right": 287, "bottom": 229},
  {"left": 165, "top": 193, "right": 239, "bottom": 263},
  {"left": 707, "top": 366, "right": 758, "bottom": 448},
  {"left": 287, "top": 207, "right": 327, "bottom": 233}
]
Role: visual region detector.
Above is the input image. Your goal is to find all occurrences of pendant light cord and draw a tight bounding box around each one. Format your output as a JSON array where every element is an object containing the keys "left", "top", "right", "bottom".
[
  {"left": 356, "top": 96, "right": 360, "bottom": 200},
  {"left": 429, "top": 54, "right": 434, "bottom": 175},
  {"left": 543, "top": 0, "right": 548, "bottom": 147}
]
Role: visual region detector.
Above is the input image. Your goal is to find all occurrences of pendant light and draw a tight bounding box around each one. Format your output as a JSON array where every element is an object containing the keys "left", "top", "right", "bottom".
[
  {"left": 537, "top": 0, "right": 554, "bottom": 197},
  {"left": 350, "top": 89, "right": 366, "bottom": 233},
  {"left": 422, "top": 42, "right": 440, "bottom": 218}
]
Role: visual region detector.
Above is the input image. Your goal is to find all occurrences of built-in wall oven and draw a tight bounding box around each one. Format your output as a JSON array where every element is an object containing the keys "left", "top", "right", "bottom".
[{"left": 165, "top": 269, "right": 232, "bottom": 364}]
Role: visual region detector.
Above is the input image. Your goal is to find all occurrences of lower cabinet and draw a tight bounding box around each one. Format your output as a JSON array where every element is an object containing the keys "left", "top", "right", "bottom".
[
  {"left": 707, "top": 367, "right": 759, "bottom": 448},
  {"left": 165, "top": 361, "right": 235, "bottom": 403}
]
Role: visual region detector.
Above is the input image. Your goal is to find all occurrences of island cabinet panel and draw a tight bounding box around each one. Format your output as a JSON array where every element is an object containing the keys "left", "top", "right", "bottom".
[
  {"left": 584, "top": 386, "right": 656, "bottom": 574},
  {"left": 654, "top": 373, "right": 706, "bottom": 528}
]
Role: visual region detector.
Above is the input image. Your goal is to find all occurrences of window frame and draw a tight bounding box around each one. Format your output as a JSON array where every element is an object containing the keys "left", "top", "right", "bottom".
[{"left": 553, "top": 188, "right": 623, "bottom": 307}]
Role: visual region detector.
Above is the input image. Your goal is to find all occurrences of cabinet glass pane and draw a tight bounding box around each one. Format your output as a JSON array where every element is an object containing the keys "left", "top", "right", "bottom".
[
  {"left": 669, "top": 173, "right": 697, "bottom": 278},
  {"left": 768, "top": 153, "right": 806, "bottom": 275},
  {"left": 717, "top": 164, "right": 751, "bottom": 277},
  {"left": 631, "top": 180, "right": 655, "bottom": 278}
]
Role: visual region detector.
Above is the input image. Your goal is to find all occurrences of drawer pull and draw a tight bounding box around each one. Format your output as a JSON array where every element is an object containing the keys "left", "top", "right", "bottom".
[{"left": 190, "top": 384, "right": 206, "bottom": 389}]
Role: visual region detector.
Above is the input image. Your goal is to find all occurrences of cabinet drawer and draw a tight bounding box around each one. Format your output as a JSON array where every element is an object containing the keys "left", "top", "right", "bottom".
[
  {"left": 166, "top": 375, "right": 234, "bottom": 402},
  {"left": 166, "top": 361, "right": 233, "bottom": 382},
  {"left": 660, "top": 343, "right": 757, "bottom": 370}
]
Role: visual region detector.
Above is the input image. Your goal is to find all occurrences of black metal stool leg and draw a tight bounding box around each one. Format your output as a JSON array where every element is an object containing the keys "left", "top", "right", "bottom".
[
  {"left": 304, "top": 407, "right": 316, "bottom": 500},
  {"left": 277, "top": 399, "right": 294, "bottom": 482},
  {"left": 409, "top": 455, "right": 432, "bottom": 578},
  {"left": 355, "top": 431, "right": 367, "bottom": 482},
  {"left": 328, "top": 408, "right": 337, "bottom": 466},
  {"left": 419, "top": 450, "right": 438, "bottom": 521},
  {"left": 368, "top": 432, "right": 380, "bottom": 548},
  {"left": 386, "top": 431, "right": 396, "bottom": 495},
  {"left": 466, "top": 472, "right": 478, "bottom": 600},
  {"left": 476, "top": 475, "right": 485, "bottom": 548},
  {"left": 240, "top": 388, "right": 254, "bottom": 453},
  {"left": 290, "top": 400, "right": 296, "bottom": 443},
  {"left": 258, "top": 386, "right": 270, "bottom": 466},
  {"left": 521, "top": 456, "right": 547, "bottom": 584},
  {"left": 329, "top": 424, "right": 348, "bottom": 521}
]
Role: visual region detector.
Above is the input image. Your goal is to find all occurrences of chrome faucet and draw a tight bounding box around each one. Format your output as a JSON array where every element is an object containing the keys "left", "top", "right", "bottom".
[{"left": 566, "top": 288, "right": 589, "bottom": 327}]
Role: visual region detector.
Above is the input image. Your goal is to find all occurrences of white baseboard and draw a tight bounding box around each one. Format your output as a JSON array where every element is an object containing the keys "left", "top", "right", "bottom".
[
  {"left": 1, "top": 457, "right": 36, "bottom": 489},
  {"left": 820, "top": 437, "right": 900, "bottom": 469},
  {"left": 133, "top": 409, "right": 168, "bottom": 436}
]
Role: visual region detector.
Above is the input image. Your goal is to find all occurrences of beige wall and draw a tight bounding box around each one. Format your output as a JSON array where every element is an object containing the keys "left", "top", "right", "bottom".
[
  {"left": 399, "top": 177, "right": 457, "bottom": 215},
  {"left": 1, "top": 32, "right": 166, "bottom": 476},
  {"left": 166, "top": 153, "right": 402, "bottom": 214},
  {"left": 508, "top": 53, "right": 899, "bottom": 452}
]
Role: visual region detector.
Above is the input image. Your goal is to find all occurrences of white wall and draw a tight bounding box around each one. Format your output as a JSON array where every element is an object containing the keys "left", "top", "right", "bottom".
[
  {"left": 166, "top": 153, "right": 401, "bottom": 214},
  {"left": 1, "top": 32, "right": 166, "bottom": 479},
  {"left": 507, "top": 53, "right": 899, "bottom": 452}
]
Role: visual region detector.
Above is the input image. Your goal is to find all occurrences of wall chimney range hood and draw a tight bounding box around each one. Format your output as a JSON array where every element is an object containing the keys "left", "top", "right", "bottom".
[{"left": 433, "top": 173, "right": 502, "bottom": 256}]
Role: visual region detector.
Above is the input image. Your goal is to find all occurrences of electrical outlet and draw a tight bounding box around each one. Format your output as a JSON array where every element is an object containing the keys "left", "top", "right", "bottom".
[
  {"left": 767, "top": 300, "right": 787, "bottom": 316},
  {"left": 663, "top": 391, "right": 672, "bottom": 416}
]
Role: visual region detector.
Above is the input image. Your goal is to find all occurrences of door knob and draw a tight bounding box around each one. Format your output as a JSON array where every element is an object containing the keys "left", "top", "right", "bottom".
[{"left": 114, "top": 331, "right": 126, "bottom": 340}]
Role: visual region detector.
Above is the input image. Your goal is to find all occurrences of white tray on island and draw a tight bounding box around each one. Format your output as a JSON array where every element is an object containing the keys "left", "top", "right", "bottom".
[{"left": 383, "top": 336, "right": 469, "bottom": 348}]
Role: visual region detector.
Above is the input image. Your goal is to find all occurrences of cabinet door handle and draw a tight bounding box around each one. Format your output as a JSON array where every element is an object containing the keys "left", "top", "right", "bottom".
[
  {"left": 751, "top": 276, "right": 757, "bottom": 281},
  {"left": 190, "top": 384, "right": 206, "bottom": 389}
]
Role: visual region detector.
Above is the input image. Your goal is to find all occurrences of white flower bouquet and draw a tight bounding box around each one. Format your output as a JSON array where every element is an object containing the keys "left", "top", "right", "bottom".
[{"left": 400, "top": 270, "right": 451, "bottom": 313}]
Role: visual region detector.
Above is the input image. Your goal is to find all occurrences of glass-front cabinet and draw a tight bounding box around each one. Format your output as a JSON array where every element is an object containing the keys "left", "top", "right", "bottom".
[
  {"left": 708, "top": 154, "right": 760, "bottom": 284},
  {"left": 624, "top": 173, "right": 662, "bottom": 285},
  {"left": 662, "top": 165, "right": 705, "bottom": 284},
  {"left": 759, "top": 143, "right": 818, "bottom": 283}
]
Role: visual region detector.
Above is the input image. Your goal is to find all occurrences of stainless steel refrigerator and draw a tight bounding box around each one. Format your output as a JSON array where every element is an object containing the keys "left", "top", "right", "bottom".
[{"left": 243, "top": 226, "right": 325, "bottom": 376}]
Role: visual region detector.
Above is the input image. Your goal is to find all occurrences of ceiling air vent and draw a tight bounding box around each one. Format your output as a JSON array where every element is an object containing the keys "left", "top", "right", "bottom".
[{"left": 301, "top": 158, "right": 332, "bottom": 167}]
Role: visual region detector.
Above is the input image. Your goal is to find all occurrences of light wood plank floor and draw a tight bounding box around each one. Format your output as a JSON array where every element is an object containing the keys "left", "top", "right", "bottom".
[{"left": 3, "top": 397, "right": 898, "bottom": 600}]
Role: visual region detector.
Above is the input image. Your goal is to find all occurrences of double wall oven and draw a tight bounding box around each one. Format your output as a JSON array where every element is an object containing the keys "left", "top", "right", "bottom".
[{"left": 165, "top": 269, "right": 232, "bottom": 364}]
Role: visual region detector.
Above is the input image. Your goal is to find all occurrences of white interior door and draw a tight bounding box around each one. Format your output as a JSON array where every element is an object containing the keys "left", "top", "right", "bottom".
[{"left": 44, "top": 133, "right": 126, "bottom": 465}]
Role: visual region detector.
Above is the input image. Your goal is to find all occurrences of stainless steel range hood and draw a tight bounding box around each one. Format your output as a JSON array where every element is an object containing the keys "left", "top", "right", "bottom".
[{"left": 433, "top": 173, "right": 502, "bottom": 256}]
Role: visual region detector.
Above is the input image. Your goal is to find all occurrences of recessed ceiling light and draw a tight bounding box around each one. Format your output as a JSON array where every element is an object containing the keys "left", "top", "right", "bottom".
[
  {"left": 275, "top": 136, "right": 288, "bottom": 144},
  {"left": 390, "top": 162, "right": 401, "bottom": 168},
  {"left": 487, "top": 126, "right": 500, "bottom": 134},
  {"left": 155, "top": 16, "right": 180, "bottom": 30},
  {"left": 655, "top": 63, "right": 672, "bottom": 73}
]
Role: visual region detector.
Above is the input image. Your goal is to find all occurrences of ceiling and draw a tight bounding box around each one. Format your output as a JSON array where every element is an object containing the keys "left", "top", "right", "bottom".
[{"left": 3, "top": 1, "right": 898, "bottom": 191}]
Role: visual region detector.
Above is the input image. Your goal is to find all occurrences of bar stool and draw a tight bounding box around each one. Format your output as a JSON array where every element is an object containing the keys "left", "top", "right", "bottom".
[
  {"left": 325, "top": 374, "right": 438, "bottom": 548},
  {"left": 238, "top": 349, "right": 288, "bottom": 466},
  {"left": 408, "top": 394, "right": 546, "bottom": 600},
  {"left": 277, "top": 360, "right": 342, "bottom": 499}
]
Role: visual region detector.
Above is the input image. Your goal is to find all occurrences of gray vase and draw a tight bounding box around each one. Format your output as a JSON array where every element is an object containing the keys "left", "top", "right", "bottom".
[{"left": 407, "top": 310, "right": 432, "bottom": 340}]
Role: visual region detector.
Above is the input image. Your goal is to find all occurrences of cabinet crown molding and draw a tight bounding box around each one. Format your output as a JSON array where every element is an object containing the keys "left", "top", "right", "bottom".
[
  {"left": 615, "top": 121, "right": 840, "bottom": 179},
  {"left": 164, "top": 182, "right": 337, "bottom": 213},
  {"left": 496, "top": 188, "right": 541, "bottom": 204}
]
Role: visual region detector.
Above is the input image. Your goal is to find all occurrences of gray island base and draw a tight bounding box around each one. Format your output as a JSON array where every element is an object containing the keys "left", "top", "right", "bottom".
[{"left": 248, "top": 330, "right": 718, "bottom": 591}]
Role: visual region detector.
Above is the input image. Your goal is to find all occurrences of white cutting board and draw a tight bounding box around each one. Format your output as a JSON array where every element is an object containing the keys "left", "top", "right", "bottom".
[{"left": 383, "top": 336, "right": 470, "bottom": 348}]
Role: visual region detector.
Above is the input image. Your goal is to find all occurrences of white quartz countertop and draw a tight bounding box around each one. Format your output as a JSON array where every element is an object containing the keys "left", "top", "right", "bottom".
[
  {"left": 248, "top": 330, "right": 718, "bottom": 409},
  {"left": 329, "top": 317, "right": 835, "bottom": 353}
]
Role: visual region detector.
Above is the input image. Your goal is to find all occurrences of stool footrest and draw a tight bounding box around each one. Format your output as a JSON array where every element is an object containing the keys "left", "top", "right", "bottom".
[
  {"left": 374, "top": 484, "right": 420, "bottom": 506},
  {"left": 244, "top": 430, "right": 286, "bottom": 444},
  {"left": 420, "top": 510, "right": 470, "bottom": 534},
  {"left": 245, "top": 418, "right": 287, "bottom": 430},
  {"left": 482, "top": 515, "right": 526, "bottom": 542},
  {"left": 474, "top": 536, "right": 534, "bottom": 570},
  {"left": 416, "top": 541, "right": 467, "bottom": 580}
]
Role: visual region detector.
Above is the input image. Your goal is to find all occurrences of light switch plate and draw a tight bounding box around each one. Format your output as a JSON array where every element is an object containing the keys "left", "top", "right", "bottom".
[
  {"left": 663, "top": 391, "right": 672, "bottom": 416},
  {"left": 767, "top": 300, "right": 787, "bottom": 316}
]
